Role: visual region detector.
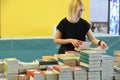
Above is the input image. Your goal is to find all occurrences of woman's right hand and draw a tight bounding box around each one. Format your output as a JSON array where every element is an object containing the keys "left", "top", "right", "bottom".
[{"left": 70, "top": 39, "right": 82, "bottom": 48}]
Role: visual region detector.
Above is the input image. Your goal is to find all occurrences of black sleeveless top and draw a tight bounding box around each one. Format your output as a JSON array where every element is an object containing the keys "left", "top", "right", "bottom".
[{"left": 56, "top": 18, "right": 90, "bottom": 54}]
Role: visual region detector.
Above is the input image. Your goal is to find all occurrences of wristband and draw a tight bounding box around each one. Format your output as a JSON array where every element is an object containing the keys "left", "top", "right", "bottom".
[{"left": 98, "top": 40, "right": 102, "bottom": 46}]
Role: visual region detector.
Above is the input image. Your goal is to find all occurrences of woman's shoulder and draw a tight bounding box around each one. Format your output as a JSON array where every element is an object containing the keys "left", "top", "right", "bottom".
[
  {"left": 80, "top": 18, "right": 90, "bottom": 26},
  {"left": 80, "top": 18, "right": 88, "bottom": 23},
  {"left": 60, "top": 17, "right": 67, "bottom": 22}
]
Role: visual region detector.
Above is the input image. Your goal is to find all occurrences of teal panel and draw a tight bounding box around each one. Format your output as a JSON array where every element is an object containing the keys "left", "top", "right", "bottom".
[
  {"left": 12, "top": 39, "right": 58, "bottom": 50},
  {"left": 0, "top": 40, "right": 12, "bottom": 50},
  {"left": 35, "top": 39, "right": 57, "bottom": 50},
  {"left": 12, "top": 39, "right": 37, "bottom": 50},
  {"left": 0, "top": 50, "right": 58, "bottom": 62},
  {"left": 0, "top": 36, "right": 120, "bottom": 61}
]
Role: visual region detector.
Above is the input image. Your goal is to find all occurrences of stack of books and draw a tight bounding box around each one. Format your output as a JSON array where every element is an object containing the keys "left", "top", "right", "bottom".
[
  {"left": 54, "top": 54, "right": 75, "bottom": 59},
  {"left": 44, "top": 70, "right": 58, "bottom": 80},
  {"left": 114, "top": 51, "right": 120, "bottom": 69},
  {"left": 65, "top": 51, "right": 81, "bottom": 56},
  {"left": 0, "top": 60, "right": 4, "bottom": 73},
  {"left": 80, "top": 49, "right": 103, "bottom": 80},
  {"left": 65, "top": 51, "right": 80, "bottom": 66},
  {"left": 53, "top": 65, "right": 73, "bottom": 80},
  {"left": 55, "top": 54, "right": 76, "bottom": 65},
  {"left": 75, "top": 41, "right": 91, "bottom": 50},
  {"left": 0, "top": 73, "right": 6, "bottom": 79},
  {"left": 18, "top": 74, "right": 30, "bottom": 80},
  {"left": 6, "top": 74, "right": 18, "bottom": 80},
  {"left": 4, "top": 58, "right": 19, "bottom": 80},
  {"left": 114, "top": 71, "right": 120, "bottom": 80},
  {"left": 4, "top": 58, "right": 19, "bottom": 74},
  {"left": 88, "top": 71, "right": 101, "bottom": 80},
  {"left": 18, "top": 61, "right": 39, "bottom": 74},
  {"left": 80, "top": 49, "right": 102, "bottom": 71},
  {"left": 42, "top": 55, "right": 57, "bottom": 60},
  {"left": 0, "top": 60, "right": 5, "bottom": 79},
  {"left": 101, "top": 55, "right": 114, "bottom": 80},
  {"left": 58, "top": 57, "right": 77, "bottom": 66},
  {"left": 26, "top": 69, "right": 45, "bottom": 80},
  {"left": 34, "top": 59, "right": 58, "bottom": 70},
  {"left": 26, "top": 69, "right": 38, "bottom": 76},
  {"left": 72, "top": 66, "right": 87, "bottom": 80}
]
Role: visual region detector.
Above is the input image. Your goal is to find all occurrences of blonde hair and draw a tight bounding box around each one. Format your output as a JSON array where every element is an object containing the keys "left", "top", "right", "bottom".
[{"left": 68, "top": 0, "right": 84, "bottom": 20}]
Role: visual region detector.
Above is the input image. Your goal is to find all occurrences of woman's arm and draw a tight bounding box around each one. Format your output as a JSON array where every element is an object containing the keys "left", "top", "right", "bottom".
[
  {"left": 54, "top": 30, "right": 81, "bottom": 48},
  {"left": 87, "top": 29, "right": 107, "bottom": 47},
  {"left": 54, "top": 30, "right": 71, "bottom": 44}
]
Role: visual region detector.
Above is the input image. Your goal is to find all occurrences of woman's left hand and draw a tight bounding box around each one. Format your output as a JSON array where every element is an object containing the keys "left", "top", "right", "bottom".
[{"left": 99, "top": 41, "right": 108, "bottom": 49}]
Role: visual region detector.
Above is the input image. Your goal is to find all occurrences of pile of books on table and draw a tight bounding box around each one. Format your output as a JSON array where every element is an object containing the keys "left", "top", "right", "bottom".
[
  {"left": 101, "top": 55, "right": 114, "bottom": 80},
  {"left": 80, "top": 49, "right": 103, "bottom": 80},
  {"left": 4, "top": 58, "right": 19, "bottom": 80},
  {"left": 114, "top": 51, "right": 120, "bottom": 71},
  {"left": 18, "top": 61, "right": 39, "bottom": 74},
  {"left": 18, "top": 74, "right": 30, "bottom": 80},
  {"left": 72, "top": 66, "right": 87, "bottom": 80},
  {"left": 44, "top": 70, "right": 58, "bottom": 80},
  {"left": 0, "top": 60, "right": 4, "bottom": 73},
  {"left": 34, "top": 59, "right": 58, "bottom": 70},
  {"left": 57, "top": 57, "right": 77, "bottom": 66},
  {"left": 53, "top": 65, "right": 73, "bottom": 80},
  {"left": 26, "top": 69, "right": 45, "bottom": 80}
]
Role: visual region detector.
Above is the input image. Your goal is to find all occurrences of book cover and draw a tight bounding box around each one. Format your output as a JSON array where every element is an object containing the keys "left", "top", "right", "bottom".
[
  {"left": 44, "top": 70, "right": 58, "bottom": 79},
  {"left": 53, "top": 65, "right": 73, "bottom": 72},
  {"left": 35, "top": 59, "right": 58, "bottom": 65},
  {"left": 72, "top": 66, "right": 87, "bottom": 75},
  {"left": 81, "top": 50, "right": 102, "bottom": 57},
  {"left": 80, "top": 62, "right": 101, "bottom": 71},
  {"left": 58, "top": 57, "right": 77, "bottom": 66},
  {"left": 65, "top": 50, "right": 80, "bottom": 56},
  {"left": 18, "top": 74, "right": 30, "bottom": 80}
]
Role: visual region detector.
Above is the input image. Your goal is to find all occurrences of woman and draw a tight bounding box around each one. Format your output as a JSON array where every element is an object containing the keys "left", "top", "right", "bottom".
[{"left": 54, "top": 0, "right": 107, "bottom": 54}]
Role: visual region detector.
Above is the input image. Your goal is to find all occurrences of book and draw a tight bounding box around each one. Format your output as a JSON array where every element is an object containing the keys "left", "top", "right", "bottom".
[
  {"left": 42, "top": 55, "right": 56, "bottom": 60},
  {"left": 80, "top": 55, "right": 101, "bottom": 61},
  {"left": 72, "top": 66, "right": 87, "bottom": 75},
  {"left": 58, "top": 57, "right": 77, "bottom": 66},
  {"left": 53, "top": 65, "right": 73, "bottom": 72},
  {"left": 74, "top": 41, "right": 91, "bottom": 50},
  {"left": 4, "top": 58, "right": 19, "bottom": 74},
  {"left": 54, "top": 54, "right": 75, "bottom": 58},
  {"left": 80, "top": 62, "right": 101, "bottom": 71},
  {"left": 18, "top": 74, "right": 30, "bottom": 80},
  {"left": 19, "top": 61, "right": 39, "bottom": 73},
  {"left": 65, "top": 50, "right": 80, "bottom": 56},
  {"left": 0, "top": 60, "right": 5, "bottom": 73},
  {"left": 81, "top": 50, "right": 103, "bottom": 57},
  {"left": 26, "top": 69, "right": 38, "bottom": 76},
  {"left": 80, "top": 57, "right": 101, "bottom": 65},
  {"left": 28, "top": 70, "right": 45, "bottom": 80},
  {"left": 88, "top": 71, "right": 100, "bottom": 78},
  {"left": 44, "top": 70, "right": 58, "bottom": 79},
  {"left": 76, "top": 48, "right": 106, "bottom": 53},
  {"left": 6, "top": 74, "right": 18, "bottom": 80},
  {"left": 101, "top": 55, "right": 114, "bottom": 79},
  {"left": 34, "top": 59, "right": 58, "bottom": 65}
]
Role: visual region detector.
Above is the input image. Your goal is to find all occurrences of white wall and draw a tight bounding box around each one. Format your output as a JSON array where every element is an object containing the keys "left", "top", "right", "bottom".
[{"left": 90, "top": 0, "right": 108, "bottom": 22}]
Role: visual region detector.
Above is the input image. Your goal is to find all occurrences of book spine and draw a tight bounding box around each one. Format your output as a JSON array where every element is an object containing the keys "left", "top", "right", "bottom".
[
  {"left": 81, "top": 52, "right": 89, "bottom": 57},
  {"left": 57, "top": 57, "right": 64, "bottom": 63},
  {"left": 80, "top": 58, "right": 89, "bottom": 63},
  {"left": 53, "top": 66, "right": 60, "bottom": 72},
  {"left": 80, "top": 55, "right": 89, "bottom": 61},
  {"left": 39, "top": 60, "right": 58, "bottom": 65}
]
